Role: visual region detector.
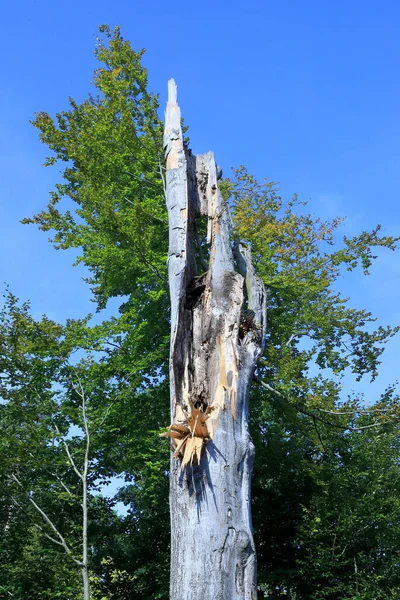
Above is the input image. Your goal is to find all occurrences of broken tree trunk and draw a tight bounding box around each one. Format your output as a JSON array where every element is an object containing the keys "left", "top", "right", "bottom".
[{"left": 163, "top": 79, "right": 266, "bottom": 600}]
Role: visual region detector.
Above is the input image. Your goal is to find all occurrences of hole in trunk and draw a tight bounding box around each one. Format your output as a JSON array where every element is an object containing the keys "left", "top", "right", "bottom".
[
  {"left": 185, "top": 275, "right": 207, "bottom": 310},
  {"left": 193, "top": 215, "right": 210, "bottom": 272}
]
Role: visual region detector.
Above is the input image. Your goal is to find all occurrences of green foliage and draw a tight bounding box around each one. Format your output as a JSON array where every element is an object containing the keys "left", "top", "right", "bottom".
[
  {"left": 13, "top": 27, "right": 172, "bottom": 594},
  {"left": 0, "top": 294, "right": 81, "bottom": 598},
  {"left": 222, "top": 167, "right": 400, "bottom": 597},
  {"left": 24, "top": 24, "right": 169, "bottom": 386},
  {"left": 0, "top": 289, "right": 170, "bottom": 599},
  {"left": 295, "top": 398, "right": 400, "bottom": 599},
  {"left": 251, "top": 387, "right": 400, "bottom": 598},
  {"left": 224, "top": 166, "right": 399, "bottom": 385}
]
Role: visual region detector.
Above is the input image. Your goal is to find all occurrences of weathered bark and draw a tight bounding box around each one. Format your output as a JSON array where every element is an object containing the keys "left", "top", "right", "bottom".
[{"left": 164, "top": 79, "right": 266, "bottom": 600}]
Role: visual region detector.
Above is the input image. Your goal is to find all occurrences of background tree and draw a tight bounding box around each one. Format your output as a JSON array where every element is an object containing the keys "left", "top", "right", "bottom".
[
  {"left": 251, "top": 387, "right": 400, "bottom": 599},
  {"left": 0, "top": 293, "right": 83, "bottom": 599}
]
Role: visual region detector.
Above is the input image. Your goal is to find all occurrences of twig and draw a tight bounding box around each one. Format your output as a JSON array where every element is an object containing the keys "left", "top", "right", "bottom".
[
  {"left": 53, "top": 423, "right": 83, "bottom": 482},
  {"left": 286, "top": 332, "right": 298, "bottom": 347},
  {"left": 27, "top": 451, "right": 74, "bottom": 496},
  {"left": 98, "top": 400, "right": 116, "bottom": 428},
  {"left": 312, "top": 415, "right": 327, "bottom": 453},
  {"left": 254, "top": 376, "right": 394, "bottom": 432},
  {"left": 317, "top": 407, "right": 393, "bottom": 415},
  {"left": 10, "top": 495, "right": 68, "bottom": 548},
  {"left": 0, "top": 584, "right": 14, "bottom": 597}
]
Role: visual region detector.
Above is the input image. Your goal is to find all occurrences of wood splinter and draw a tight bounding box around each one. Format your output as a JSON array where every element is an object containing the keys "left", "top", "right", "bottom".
[{"left": 160, "top": 401, "right": 212, "bottom": 469}]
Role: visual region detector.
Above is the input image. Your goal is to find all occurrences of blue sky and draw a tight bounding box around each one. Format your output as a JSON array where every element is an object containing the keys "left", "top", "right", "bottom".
[{"left": 1, "top": 1, "right": 399, "bottom": 401}]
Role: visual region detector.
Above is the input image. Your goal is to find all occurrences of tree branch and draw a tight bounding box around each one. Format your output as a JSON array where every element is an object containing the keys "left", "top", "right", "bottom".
[
  {"left": 254, "top": 376, "right": 395, "bottom": 432},
  {"left": 317, "top": 407, "right": 394, "bottom": 415},
  {"left": 0, "top": 584, "right": 15, "bottom": 597},
  {"left": 27, "top": 451, "right": 74, "bottom": 496},
  {"left": 10, "top": 495, "right": 67, "bottom": 548},
  {"left": 53, "top": 423, "right": 83, "bottom": 481},
  {"left": 72, "top": 377, "right": 90, "bottom": 582},
  {"left": 158, "top": 154, "right": 167, "bottom": 201},
  {"left": 97, "top": 399, "right": 116, "bottom": 429},
  {"left": 10, "top": 475, "right": 82, "bottom": 566},
  {"left": 311, "top": 415, "right": 327, "bottom": 453}
]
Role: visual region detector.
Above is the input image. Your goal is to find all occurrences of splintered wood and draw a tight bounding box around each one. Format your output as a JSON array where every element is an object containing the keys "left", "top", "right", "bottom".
[
  {"left": 162, "top": 78, "right": 265, "bottom": 471},
  {"left": 160, "top": 337, "right": 239, "bottom": 467},
  {"left": 160, "top": 401, "right": 212, "bottom": 470}
]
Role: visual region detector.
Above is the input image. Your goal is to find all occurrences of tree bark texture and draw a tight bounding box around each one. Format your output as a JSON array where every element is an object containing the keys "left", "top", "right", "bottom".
[{"left": 164, "top": 79, "right": 266, "bottom": 600}]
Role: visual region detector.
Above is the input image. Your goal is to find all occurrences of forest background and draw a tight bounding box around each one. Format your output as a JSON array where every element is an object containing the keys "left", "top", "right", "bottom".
[{"left": 1, "top": 1, "right": 400, "bottom": 599}]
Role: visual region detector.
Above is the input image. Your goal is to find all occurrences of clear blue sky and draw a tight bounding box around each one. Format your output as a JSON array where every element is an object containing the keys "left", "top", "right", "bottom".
[{"left": 1, "top": 0, "right": 399, "bottom": 404}]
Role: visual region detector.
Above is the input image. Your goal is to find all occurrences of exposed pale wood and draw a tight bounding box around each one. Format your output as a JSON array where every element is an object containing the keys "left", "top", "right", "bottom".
[{"left": 165, "top": 79, "right": 266, "bottom": 600}]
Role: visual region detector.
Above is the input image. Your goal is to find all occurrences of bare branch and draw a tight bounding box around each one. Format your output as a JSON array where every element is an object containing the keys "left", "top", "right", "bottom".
[
  {"left": 125, "top": 169, "right": 162, "bottom": 189},
  {"left": 73, "top": 378, "right": 90, "bottom": 447},
  {"left": 0, "top": 584, "right": 15, "bottom": 597},
  {"left": 254, "top": 376, "right": 395, "bottom": 432},
  {"left": 133, "top": 240, "right": 165, "bottom": 283},
  {"left": 123, "top": 196, "right": 167, "bottom": 224},
  {"left": 311, "top": 415, "right": 327, "bottom": 453},
  {"left": 78, "top": 379, "right": 91, "bottom": 597},
  {"left": 53, "top": 474, "right": 74, "bottom": 496},
  {"left": 53, "top": 423, "right": 83, "bottom": 481},
  {"left": 70, "top": 377, "right": 90, "bottom": 474},
  {"left": 27, "top": 451, "right": 74, "bottom": 496},
  {"left": 10, "top": 475, "right": 82, "bottom": 566},
  {"left": 286, "top": 332, "right": 298, "bottom": 347},
  {"left": 104, "top": 339, "right": 126, "bottom": 352},
  {"left": 97, "top": 400, "right": 116, "bottom": 429},
  {"left": 10, "top": 495, "right": 66, "bottom": 547},
  {"left": 317, "top": 407, "right": 394, "bottom": 415},
  {"left": 255, "top": 378, "right": 283, "bottom": 397}
]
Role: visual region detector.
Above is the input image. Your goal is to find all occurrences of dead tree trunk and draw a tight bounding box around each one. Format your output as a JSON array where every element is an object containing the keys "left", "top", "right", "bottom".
[{"left": 163, "top": 79, "right": 266, "bottom": 600}]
